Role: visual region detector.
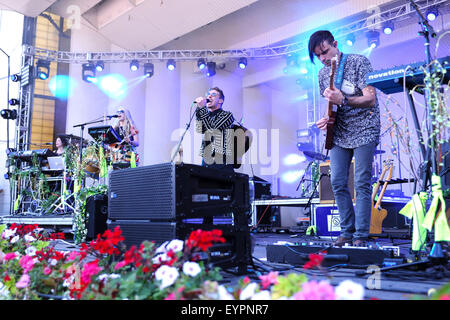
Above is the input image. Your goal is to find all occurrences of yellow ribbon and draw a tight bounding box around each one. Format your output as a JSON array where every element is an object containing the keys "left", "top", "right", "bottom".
[
  {"left": 422, "top": 174, "right": 450, "bottom": 242},
  {"left": 99, "top": 147, "right": 108, "bottom": 178},
  {"left": 399, "top": 192, "right": 427, "bottom": 251},
  {"left": 14, "top": 194, "right": 21, "bottom": 211},
  {"left": 130, "top": 152, "right": 136, "bottom": 168}
]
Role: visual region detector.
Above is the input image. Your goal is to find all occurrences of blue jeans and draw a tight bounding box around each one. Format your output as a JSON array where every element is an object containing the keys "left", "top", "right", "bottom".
[{"left": 329, "top": 141, "right": 377, "bottom": 240}]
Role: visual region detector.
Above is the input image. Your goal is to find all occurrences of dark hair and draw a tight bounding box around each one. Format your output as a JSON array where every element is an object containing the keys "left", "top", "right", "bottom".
[
  {"left": 308, "top": 30, "right": 335, "bottom": 64},
  {"left": 56, "top": 135, "right": 69, "bottom": 147},
  {"left": 209, "top": 87, "right": 225, "bottom": 102}
]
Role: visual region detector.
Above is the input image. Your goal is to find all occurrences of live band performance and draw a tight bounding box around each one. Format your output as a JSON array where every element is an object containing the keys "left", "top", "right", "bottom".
[{"left": 0, "top": 0, "right": 449, "bottom": 304}]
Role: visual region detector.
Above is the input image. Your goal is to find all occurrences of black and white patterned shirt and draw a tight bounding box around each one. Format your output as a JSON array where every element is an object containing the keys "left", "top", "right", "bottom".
[
  {"left": 195, "top": 106, "right": 235, "bottom": 163},
  {"left": 318, "top": 53, "right": 380, "bottom": 149}
]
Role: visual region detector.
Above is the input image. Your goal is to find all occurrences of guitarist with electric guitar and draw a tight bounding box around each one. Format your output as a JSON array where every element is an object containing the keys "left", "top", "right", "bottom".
[{"left": 309, "top": 30, "right": 380, "bottom": 247}]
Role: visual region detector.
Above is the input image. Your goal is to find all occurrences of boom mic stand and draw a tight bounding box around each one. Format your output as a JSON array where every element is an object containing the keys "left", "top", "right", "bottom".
[
  {"left": 358, "top": 1, "right": 447, "bottom": 277},
  {"left": 171, "top": 103, "right": 197, "bottom": 163}
]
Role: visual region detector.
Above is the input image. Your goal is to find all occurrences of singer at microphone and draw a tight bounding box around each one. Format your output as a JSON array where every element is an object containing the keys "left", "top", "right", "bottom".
[{"left": 193, "top": 87, "right": 236, "bottom": 173}]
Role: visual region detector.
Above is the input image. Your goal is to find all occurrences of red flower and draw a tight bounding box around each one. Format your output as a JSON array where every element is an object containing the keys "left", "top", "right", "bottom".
[
  {"left": 186, "top": 229, "right": 226, "bottom": 252},
  {"left": 303, "top": 252, "right": 326, "bottom": 270}
]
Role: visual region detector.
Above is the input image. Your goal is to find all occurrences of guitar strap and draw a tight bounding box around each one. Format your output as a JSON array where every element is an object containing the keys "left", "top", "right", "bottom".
[{"left": 334, "top": 53, "right": 347, "bottom": 91}]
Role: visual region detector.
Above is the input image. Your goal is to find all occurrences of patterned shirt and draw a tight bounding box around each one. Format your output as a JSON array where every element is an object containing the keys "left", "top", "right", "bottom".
[
  {"left": 195, "top": 106, "right": 235, "bottom": 164},
  {"left": 318, "top": 53, "right": 380, "bottom": 149}
]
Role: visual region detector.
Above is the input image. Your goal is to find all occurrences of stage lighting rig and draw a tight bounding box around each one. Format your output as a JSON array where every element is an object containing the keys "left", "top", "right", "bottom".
[
  {"left": 197, "top": 58, "right": 206, "bottom": 70},
  {"left": 167, "top": 59, "right": 176, "bottom": 71},
  {"left": 82, "top": 63, "right": 96, "bottom": 83},
  {"left": 36, "top": 59, "right": 50, "bottom": 80},
  {"left": 10, "top": 74, "right": 20, "bottom": 82},
  {"left": 1, "top": 109, "right": 17, "bottom": 120},
  {"left": 206, "top": 62, "right": 216, "bottom": 77},
  {"left": 238, "top": 57, "right": 247, "bottom": 69},
  {"left": 366, "top": 30, "right": 380, "bottom": 48},
  {"left": 96, "top": 61, "right": 104, "bottom": 72},
  {"left": 130, "top": 60, "right": 139, "bottom": 71},
  {"left": 345, "top": 33, "right": 355, "bottom": 46},
  {"left": 382, "top": 21, "right": 394, "bottom": 35},
  {"left": 9, "top": 98, "right": 19, "bottom": 106},
  {"left": 144, "top": 62, "right": 154, "bottom": 78},
  {"left": 426, "top": 7, "right": 439, "bottom": 21}
]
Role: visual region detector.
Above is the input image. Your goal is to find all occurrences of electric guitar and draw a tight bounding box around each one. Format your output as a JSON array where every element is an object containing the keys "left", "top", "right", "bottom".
[
  {"left": 325, "top": 56, "right": 338, "bottom": 150},
  {"left": 370, "top": 159, "right": 394, "bottom": 235}
]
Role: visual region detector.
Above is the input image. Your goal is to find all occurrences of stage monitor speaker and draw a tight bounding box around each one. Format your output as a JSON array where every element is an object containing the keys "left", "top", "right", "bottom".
[
  {"left": 107, "top": 219, "right": 252, "bottom": 273},
  {"left": 319, "top": 160, "right": 355, "bottom": 203},
  {"left": 86, "top": 194, "right": 108, "bottom": 239},
  {"left": 108, "top": 162, "right": 249, "bottom": 221}
]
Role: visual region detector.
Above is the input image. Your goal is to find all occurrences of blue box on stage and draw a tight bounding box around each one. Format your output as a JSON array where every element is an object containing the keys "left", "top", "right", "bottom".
[{"left": 313, "top": 204, "right": 344, "bottom": 238}]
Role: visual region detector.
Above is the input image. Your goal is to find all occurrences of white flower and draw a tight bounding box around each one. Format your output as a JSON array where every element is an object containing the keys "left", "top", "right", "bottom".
[
  {"left": 239, "top": 282, "right": 258, "bottom": 300},
  {"left": 217, "top": 285, "right": 235, "bottom": 300},
  {"left": 0, "top": 282, "right": 10, "bottom": 299},
  {"left": 155, "top": 241, "right": 170, "bottom": 254},
  {"left": 155, "top": 265, "right": 179, "bottom": 289},
  {"left": 2, "top": 228, "right": 16, "bottom": 239},
  {"left": 166, "top": 239, "right": 184, "bottom": 253},
  {"left": 182, "top": 261, "right": 201, "bottom": 277},
  {"left": 10, "top": 235, "right": 19, "bottom": 244},
  {"left": 251, "top": 290, "right": 272, "bottom": 300},
  {"left": 25, "top": 246, "right": 37, "bottom": 256},
  {"left": 152, "top": 252, "right": 171, "bottom": 264},
  {"left": 49, "top": 258, "right": 58, "bottom": 266},
  {"left": 335, "top": 280, "right": 365, "bottom": 300},
  {"left": 24, "top": 234, "right": 36, "bottom": 242}
]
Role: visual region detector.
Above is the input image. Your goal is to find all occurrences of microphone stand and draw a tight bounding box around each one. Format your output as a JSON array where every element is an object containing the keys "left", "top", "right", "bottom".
[
  {"left": 171, "top": 103, "right": 197, "bottom": 163},
  {"left": 73, "top": 118, "right": 106, "bottom": 186}
]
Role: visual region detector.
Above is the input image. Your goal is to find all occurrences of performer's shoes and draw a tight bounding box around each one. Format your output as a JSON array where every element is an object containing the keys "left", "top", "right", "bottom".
[
  {"left": 353, "top": 239, "right": 368, "bottom": 247},
  {"left": 333, "top": 236, "right": 352, "bottom": 247}
]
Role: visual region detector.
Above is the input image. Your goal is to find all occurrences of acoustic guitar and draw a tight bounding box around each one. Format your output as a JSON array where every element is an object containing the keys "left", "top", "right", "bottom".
[
  {"left": 325, "top": 56, "right": 338, "bottom": 150},
  {"left": 370, "top": 159, "right": 394, "bottom": 235}
]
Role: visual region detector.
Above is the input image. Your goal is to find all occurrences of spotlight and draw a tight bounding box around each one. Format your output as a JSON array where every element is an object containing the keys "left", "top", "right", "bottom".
[
  {"left": 144, "top": 62, "right": 154, "bottom": 78},
  {"left": 345, "top": 34, "right": 356, "bottom": 46},
  {"left": 426, "top": 7, "right": 438, "bottom": 21},
  {"left": 167, "top": 59, "right": 176, "bottom": 71},
  {"left": 238, "top": 57, "right": 247, "bottom": 69},
  {"left": 9, "top": 98, "right": 19, "bottom": 106},
  {"left": 36, "top": 60, "right": 50, "bottom": 80},
  {"left": 0, "top": 109, "right": 17, "bottom": 120},
  {"left": 206, "top": 62, "right": 216, "bottom": 77},
  {"left": 130, "top": 60, "right": 139, "bottom": 72},
  {"left": 382, "top": 21, "right": 394, "bottom": 35},
  {"left": 95, "top": 61, "right": 104, "bottom": 72},
  {"left": 82, "top": 63, "right": 96, "bottom": 83},
  {"left": 366, "top": 30, "right": 380, "bottom": 49},
  {"left": 197, "top": 58, "right": 206, "bottom": 70},
  {"left": 10, "top": 74, "right": 21, "bottom": 82}
]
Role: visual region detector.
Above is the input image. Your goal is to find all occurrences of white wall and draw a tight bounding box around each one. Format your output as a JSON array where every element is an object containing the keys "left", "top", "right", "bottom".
[{"left": 0, "top": 10, "right": 24, "bottom": 215}]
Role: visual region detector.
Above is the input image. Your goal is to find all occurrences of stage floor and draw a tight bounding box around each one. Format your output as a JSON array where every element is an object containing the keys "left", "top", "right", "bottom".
[{"left": 46, "top": 226, "right": 449, "bottom": 301}]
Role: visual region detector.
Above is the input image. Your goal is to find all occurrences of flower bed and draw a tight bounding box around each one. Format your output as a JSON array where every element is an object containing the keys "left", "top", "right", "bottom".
[{"left": 0, "top": 223, "right": 448, "bottom": 300}]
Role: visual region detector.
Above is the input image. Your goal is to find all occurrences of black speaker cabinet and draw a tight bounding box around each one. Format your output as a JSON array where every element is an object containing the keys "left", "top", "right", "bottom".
[
  {"left": 108, "top": 162, "right": 249, "bottom": 220},
  {"left": 319, "top": 160, "right": 355, "bottom": 203},
  {"left": 107, "top": 220, "right": 252, "bottom": 272},
  {"left": 86, "top": 194, "right": 108, "bottom": 239}
]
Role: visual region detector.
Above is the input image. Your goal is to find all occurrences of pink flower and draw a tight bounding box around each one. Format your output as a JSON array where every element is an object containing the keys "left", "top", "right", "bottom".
[
  {"left": 293, "top": 280, "right": 336, "bottom": 300},
  {"left": 114, "top": 260, "right": 128, "bottom": 270},
  {"left": 164, "top": 293, "right": 176, "bottom": 300},
  {"left": 19, "top": 255, "right": 35, "bottom": 273},
  {"left": 16, "top": 274, "right": 30, "bottom": 289},
  {"left": 80, "top": 260, "right": 102, "bottom": 283},
  {"left": 43, "top": 266, "right": 52, "bottom": 275},
  {"left": 259, "top": 271, "right": 279, "bottom": 289},
  {"left": 4, "top": 252, "right": 17, "bottom": 261},
  {"left": 66, "top": 251, "right": 80, "bottom": 261}
]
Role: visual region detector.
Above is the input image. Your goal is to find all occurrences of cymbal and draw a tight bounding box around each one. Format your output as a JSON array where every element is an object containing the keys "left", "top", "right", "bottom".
[{"left": 303, "top": 150, "right": 329, "bottom": 161}]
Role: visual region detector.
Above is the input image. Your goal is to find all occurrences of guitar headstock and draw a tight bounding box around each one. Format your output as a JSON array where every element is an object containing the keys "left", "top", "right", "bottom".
[{"left": 382, "top": 159, "right": 394, "bottom": 181}]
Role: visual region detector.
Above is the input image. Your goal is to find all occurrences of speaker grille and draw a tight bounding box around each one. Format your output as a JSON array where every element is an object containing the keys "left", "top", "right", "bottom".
[{"left": 109, "top": 163, "right": 176, "bottom": 220}]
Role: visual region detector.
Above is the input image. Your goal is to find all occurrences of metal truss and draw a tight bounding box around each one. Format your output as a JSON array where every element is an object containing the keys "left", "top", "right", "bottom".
[{"left": 332, "top": 0, "right": 449, "bottom": 39}]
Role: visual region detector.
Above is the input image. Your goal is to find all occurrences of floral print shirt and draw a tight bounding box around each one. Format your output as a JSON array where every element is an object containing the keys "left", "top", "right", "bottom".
[{"left": 318, "top": 53, "right": 380, "bottom": 149}]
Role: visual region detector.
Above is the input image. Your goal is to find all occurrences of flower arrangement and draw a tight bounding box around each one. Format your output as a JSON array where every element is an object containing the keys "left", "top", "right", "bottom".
[{"left": 1, "top": 223, "right": 449, "bottom": 301}]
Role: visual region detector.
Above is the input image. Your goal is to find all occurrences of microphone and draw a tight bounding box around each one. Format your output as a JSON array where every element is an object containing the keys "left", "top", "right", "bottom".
[
  {"left": 193, "top": 98, "right": 211, "bottom": 104},
  {"left": 106, "top": 115, "right": 119, "bottom": 119}
]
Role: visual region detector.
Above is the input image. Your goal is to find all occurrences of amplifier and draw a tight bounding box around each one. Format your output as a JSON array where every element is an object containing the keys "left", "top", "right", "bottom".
[
  {"left": 319, "top": 160, "right": 355, "bottom": 203},
  {"left": 108, "top": 162, "right": 250, "bottom": 220},
  {"left": 266, "top": 244, "right": 395, "bottom": 267},
  {"left": 107, "top": 220, "right": 252, "bottom": 272},
  {"left": 313, "top": 204, "right": 344, "bottom": 238}
]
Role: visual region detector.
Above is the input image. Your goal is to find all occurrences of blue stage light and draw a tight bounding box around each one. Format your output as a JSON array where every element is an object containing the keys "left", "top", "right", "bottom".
[
  {"left": 238, "top": 57, "right": 247, "bottom": 69},
  {"left": 167, "top": 59, "right": 176, "bottom": 71},
  {"left": 130, "top": 60, "right": 139, "bottom": 71}
]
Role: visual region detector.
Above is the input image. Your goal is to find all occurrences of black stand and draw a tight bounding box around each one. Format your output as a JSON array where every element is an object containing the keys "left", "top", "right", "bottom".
[
  {"left": 171, "top": 104, "right": 197, "bottom": 162},
  {"left": 358, "top": 1, "right": 447, "bottom": 277}
]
